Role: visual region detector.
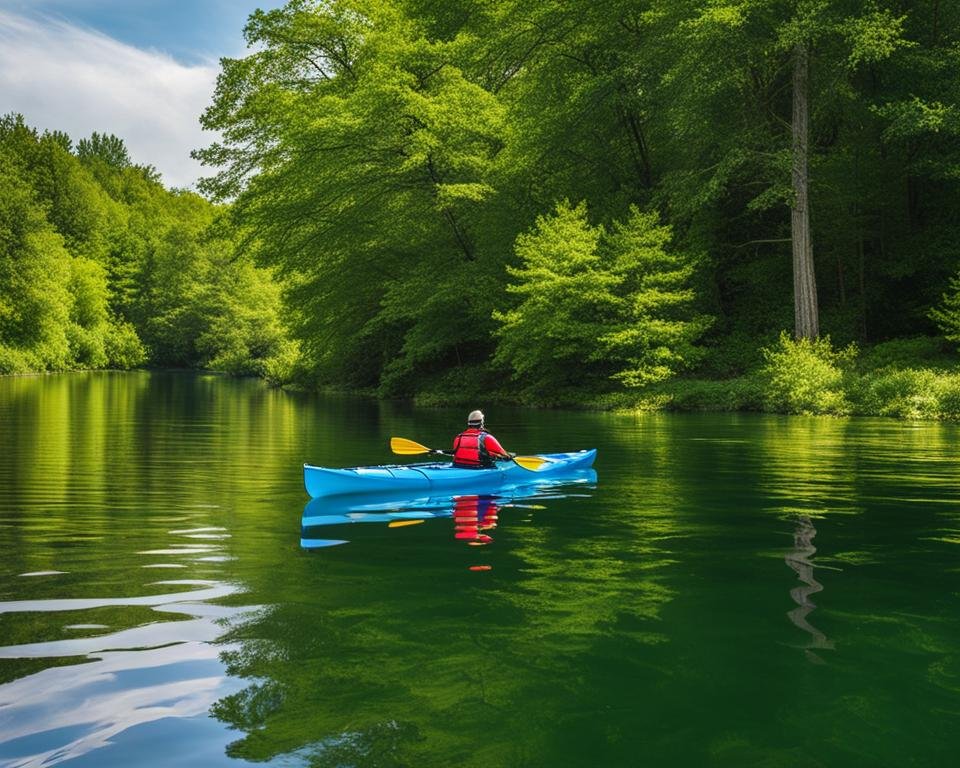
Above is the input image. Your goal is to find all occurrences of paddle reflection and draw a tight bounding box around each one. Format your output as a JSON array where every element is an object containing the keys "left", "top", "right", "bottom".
[{"left": 300, "top": 469, "right": 597, "bottom": 566}]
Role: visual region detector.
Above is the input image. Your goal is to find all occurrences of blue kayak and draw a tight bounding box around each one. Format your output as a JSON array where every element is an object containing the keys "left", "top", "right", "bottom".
[
  {"left": 300, "top": 467, "right": 597, "bottom": 549},
  {"left": 303, "top": 449, "right": 597, "bottom": 498}
]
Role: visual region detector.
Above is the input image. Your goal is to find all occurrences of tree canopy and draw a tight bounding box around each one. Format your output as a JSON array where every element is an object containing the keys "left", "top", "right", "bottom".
[
  {"left": 0, "top": 114, "right": 293, "bottom": 380},
  {"left": 191, "top": 0, "right": 960, "bottom": 403},
  {"left": 5, "top": 0, "right": 960, "bottom": 409}
]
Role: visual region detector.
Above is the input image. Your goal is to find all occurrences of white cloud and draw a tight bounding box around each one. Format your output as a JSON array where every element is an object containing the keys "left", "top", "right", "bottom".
[{"left": 0, "top": 11, "right": 220, "bottom": 188}]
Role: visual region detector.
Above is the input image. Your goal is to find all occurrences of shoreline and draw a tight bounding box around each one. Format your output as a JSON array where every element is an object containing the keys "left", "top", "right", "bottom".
[{"left": 5, "top": 366, "right": 960, "bottom": 421}]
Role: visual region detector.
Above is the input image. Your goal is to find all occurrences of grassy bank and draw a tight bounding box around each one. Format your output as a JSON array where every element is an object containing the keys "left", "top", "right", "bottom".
[
  {"left": 8, "top": 335, "right": 959, "bottom": 422},
  {"left": 411, "top": 335, "right": 960, "bottom": 420},
  {"left": 602, "top": 336, "right": 960, "bottom": 420}
]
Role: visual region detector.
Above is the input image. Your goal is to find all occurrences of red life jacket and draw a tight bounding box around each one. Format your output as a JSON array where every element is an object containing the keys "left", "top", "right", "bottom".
[{"left": 452, "top": 428, "right": 492, "bottom": 468}]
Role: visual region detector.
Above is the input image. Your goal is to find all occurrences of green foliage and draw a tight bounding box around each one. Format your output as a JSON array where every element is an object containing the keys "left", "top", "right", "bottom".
[
  {"left": 0, "top": 114, "right": 291, "bottom": 378},
  {"left": 852, "top": 367, "right": 960, "bottom": 419},
  {"left": 193, "top": 0, "right": 960, "bottom": 408},
  {"left": 66, "top": 256, "right": 111, "bottom": 367},
  {"left": 493, "top": 201, "right": 613, "bottom": 399},
  {"left": 76, "top": 132, "right": 131, "bottom": 170},
  {"left": 0, "top": 140, "right": 72, "bottom": 370},
  {"left": 0, "top": 345, "right": 35, "bottom": 374},
  {"left": 104, "top": 320, "right": 146, "bottom": 369},
  {"left": 600, "top": 207, "right": 713, "bottom": 386},
  {"left": 626, "top": 356, "right": 960, "bottom": 421},
  {"left": 760, "top": 332, "right": 858, "bottom": 415},
  {"left": 858, "top": 336, "right": 952, "bottom": 372},
  {"left": 197, "top": 0, "right": 510, "bottom": 391},
  {"left": 5, "top": 0, "right": 957, "bottom": 419},
  {"left": 196, "top": 259, "right": 289, "bottom": 377},
  {"left": 494, "top": 201, "right": 710, "bottom": 400},
  {"left": 930, "top": 275, "right": 960, "bottom": 345},
  {"left": 262, "top": 340, "right": 302, "bottom": 387}
]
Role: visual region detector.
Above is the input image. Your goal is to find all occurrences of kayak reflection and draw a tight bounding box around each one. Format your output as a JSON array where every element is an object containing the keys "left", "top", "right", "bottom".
[
  {"left": 453, "top": 495, "right": 499, "bottom": 545},
  {"left": 300, "top": 469, "right": 597, "bottom": 556}
]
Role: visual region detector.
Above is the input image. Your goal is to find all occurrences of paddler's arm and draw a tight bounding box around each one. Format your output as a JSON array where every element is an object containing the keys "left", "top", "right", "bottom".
[{"left": 483, "top": 433, "right": 513, "bottom": 461}]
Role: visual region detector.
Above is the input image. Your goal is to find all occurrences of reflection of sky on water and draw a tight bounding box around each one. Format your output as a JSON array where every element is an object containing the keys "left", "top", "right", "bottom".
[
  {"left": 0, "top": 502, "right": 254, "bottom": 768},
  {"left": 0, "top": 596, "right": 253, "bottom": 768},
  {"left": 299, "top": 469, "right": 598, "bottom": 552}
]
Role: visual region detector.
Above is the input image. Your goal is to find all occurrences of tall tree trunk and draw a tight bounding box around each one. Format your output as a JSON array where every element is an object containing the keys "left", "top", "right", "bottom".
[{"left": 791, "top": 42, "right": 819, "bottom": 339}]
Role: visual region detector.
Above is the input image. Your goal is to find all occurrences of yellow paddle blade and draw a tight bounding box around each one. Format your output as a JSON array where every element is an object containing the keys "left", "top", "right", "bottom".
[
  {"left": 390, "top": 437, "right": 432, "bottom": 455},
  {"left": 513, "top": 455, "right": 547, "bottom": 471},
  {"left": 388, "top": 519, "right": 425, "bottom": 528}
]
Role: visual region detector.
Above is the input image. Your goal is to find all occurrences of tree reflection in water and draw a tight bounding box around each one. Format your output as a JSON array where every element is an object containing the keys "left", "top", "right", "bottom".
[{"left": 784, "top": 514, "right": 834, "bottom": 663}]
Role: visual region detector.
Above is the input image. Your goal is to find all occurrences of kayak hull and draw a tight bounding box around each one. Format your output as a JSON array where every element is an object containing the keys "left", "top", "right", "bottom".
[
  {"left": 303, "top": 449, "right": 597, "bottom": 499},
  {"left": 300, "top": 467, "right": 597, "bottom": 548}
]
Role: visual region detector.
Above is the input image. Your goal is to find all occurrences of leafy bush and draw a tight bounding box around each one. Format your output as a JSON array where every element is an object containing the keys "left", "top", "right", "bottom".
[
  {"left": 853, "top": 367, "right": 960, "bottom": 419},
  {"left": 759, "top": 332, "right": 857, "bottom": 415},
  {"left": 936, "top": 375, "right": 960, "bottom": 418},
  {"left": 104, "top": 320, "right": 146, "bottom": 369},
  {"left": 262, "top": 340, "right": 301, "bottom": 387},
  {"left": 858, "top": 336, "right": 950, "bottom": 372},
  {"left": 0, "top": 346, "right": 35, "bottom": 374},
  {"left": 66, "top": 323, "right": 108, "bottom": 368},
  {"left": 494, "top": 201, "right": 711, "bottom": 399},
  {"left": 207, "top": 347, "right": 263, "bottom": 377},
  {"left": 930, "top": 274, "right": 960, "bottom": 345},
  {"left": 663, "top": 376, "right": 765, "bottom": 411}
]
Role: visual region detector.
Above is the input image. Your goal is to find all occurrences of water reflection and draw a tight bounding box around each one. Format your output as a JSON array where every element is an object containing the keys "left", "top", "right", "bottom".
[
  {"left": 0, "top": 594, "right": 251, "bottom": 768},
  {"left": 784, "top": 514, "right": 834, "bottom": 663},
  {"left": 300, "top": 469, "right": 597, "bottom": 566},
  {"left": 4, "top": 375, "right": 960, "bottom": 767}
]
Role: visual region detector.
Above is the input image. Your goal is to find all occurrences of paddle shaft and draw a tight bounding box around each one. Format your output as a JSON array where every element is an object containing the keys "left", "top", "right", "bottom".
[{"left": 390, "top": 436, "right": 545, "bottom": 471}]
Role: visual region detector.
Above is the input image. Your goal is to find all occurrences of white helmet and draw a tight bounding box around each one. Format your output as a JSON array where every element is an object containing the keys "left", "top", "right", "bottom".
[{"left": 467, "top": 409, "right": 484, "bottom": 427}]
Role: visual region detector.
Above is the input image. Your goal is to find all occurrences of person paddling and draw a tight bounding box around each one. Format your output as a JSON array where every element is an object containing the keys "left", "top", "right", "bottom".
[{"left": 451, "top": 410, "right": 513, "bottom": 468}]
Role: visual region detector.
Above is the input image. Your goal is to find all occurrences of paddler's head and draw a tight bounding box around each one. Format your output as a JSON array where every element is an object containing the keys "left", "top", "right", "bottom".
[{"left": 467, "top": 409, "right": 485, "bottom": 429}]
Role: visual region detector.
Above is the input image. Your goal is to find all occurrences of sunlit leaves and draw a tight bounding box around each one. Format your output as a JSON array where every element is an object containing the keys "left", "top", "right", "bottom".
[
  {"left": 494, "top": 201, "right": 709, "bottom": 398},
  {"left": 842, "top": 7, "right": 914, "bottom": 67},
  {"left": 0, "top": 113, "right": 290, "bottom": 376}
]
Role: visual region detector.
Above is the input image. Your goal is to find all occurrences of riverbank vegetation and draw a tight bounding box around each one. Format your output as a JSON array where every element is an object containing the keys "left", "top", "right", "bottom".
[
  {"left": 194, "top": 0, "right": 960, "bottom": 417},
  {"left": 4, "top": 1, "right": 960, "bottom": 419},
  {"left": 0, "top": 115, "right": 294, "bottom": 380}
]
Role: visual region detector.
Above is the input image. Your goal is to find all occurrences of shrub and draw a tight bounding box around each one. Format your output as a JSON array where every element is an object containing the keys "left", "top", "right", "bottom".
[
  {"left": 208, "top": 347, "right": 263, "bottom": 377},
  {"left": 859, "top": 336, "right": 950, "bottom": 372},
  {"left": 262, "top": 341, "right": 301, "bottom": 387},
  {"left": 657, "top": 376, "right": 765, "bottom": 411},
  {"left": 66, "top": 322, "right": 108, "bottom": 368},
  {"left": 930, "top": 274, "right": 960, "bottom": 344},
  {"left": 494, "top": 201, "right": 711, "bottom": 398},
  {"left": 759, "top": 332, "right": 857, "bottom": 415},
  {"left": 0, "top": 345, "right": 34, "bottom": 374},
  {"left": 853, "top": 367, "right": 960, "bottom": 419},
  {"left": 854, "top": 368, "right": 940, "bottom": 418},
  {"left": 104, "top": 320, "right": 146, "bottom": 369},
  {"left": 936, "top": 375, "right": 960, "bottom": 418}
]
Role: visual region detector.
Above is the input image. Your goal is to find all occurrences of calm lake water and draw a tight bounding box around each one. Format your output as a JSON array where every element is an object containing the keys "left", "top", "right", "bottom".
[{"left": 1, "top": 372, "right": 958, "bottom": 767}]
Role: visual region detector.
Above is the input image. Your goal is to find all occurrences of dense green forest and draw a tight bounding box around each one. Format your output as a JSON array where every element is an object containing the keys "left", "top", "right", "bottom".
[
  {"left": 5, "top": 0, "right": 960, "bottom": 417},
  {"left": 0, "top": 115, "right": 295, "bottom": 381}
]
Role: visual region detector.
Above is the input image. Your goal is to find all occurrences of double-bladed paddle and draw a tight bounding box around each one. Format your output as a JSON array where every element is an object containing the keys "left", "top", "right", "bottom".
[{"left": 390, "top": 437, "right": 547, "bottom": 471}]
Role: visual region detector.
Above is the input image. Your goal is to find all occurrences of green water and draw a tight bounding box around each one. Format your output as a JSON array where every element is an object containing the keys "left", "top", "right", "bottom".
[{"left": 1, "top": 372, "right": 958, "bottom": 767}]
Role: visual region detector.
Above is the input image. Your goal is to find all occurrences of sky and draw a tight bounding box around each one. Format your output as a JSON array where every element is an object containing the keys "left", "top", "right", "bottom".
[{"left": 0, "top": 0, "right": 286, "bottom": 187}]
